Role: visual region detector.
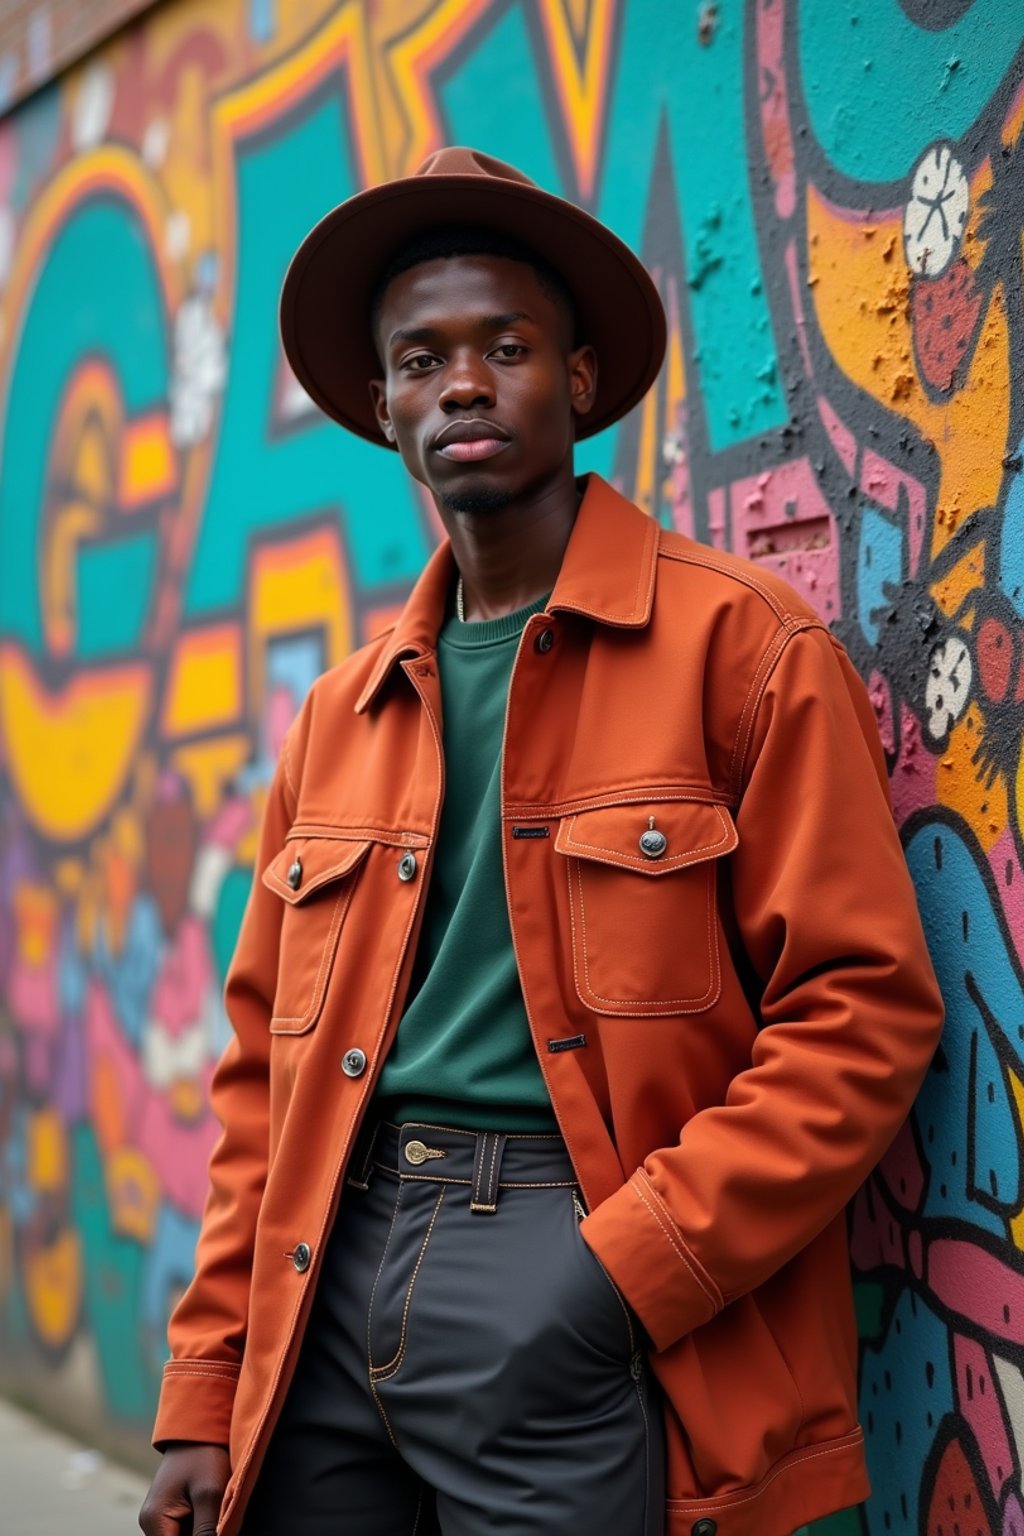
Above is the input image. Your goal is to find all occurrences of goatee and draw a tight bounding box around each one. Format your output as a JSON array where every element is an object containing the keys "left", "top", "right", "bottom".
[{"left": 439, "top": 487, "right": 515, "bottom": 515}]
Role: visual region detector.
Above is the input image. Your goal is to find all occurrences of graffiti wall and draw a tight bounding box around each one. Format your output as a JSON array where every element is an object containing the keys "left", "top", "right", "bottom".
[{"left": 0, "top": 0, "right": 1022, "bottom": 1523}]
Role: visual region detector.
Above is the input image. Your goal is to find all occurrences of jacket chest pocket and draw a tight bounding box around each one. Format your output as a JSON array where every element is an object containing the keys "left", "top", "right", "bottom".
[
  {"left": 555, "top": 797, "right": 737, "bottom": 1017},
  {"left": 262, "top": 835, "right": 373, "bottom": 1034}
]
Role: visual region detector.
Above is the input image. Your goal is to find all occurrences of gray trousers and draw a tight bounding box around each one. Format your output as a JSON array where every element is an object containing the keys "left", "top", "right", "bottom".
[{"left": 242, "top": 1119, "right": 665, "bottom": 1534}]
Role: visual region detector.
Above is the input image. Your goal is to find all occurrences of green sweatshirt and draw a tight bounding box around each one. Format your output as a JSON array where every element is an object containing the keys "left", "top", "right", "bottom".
[{"left": 375, "top": 592, "right": 559, "bottom": 1131}]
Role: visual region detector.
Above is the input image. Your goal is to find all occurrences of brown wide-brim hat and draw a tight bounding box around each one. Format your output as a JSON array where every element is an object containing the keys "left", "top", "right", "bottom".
[{"left": 279, "top": 146, "right": 667, "bottom": 447}]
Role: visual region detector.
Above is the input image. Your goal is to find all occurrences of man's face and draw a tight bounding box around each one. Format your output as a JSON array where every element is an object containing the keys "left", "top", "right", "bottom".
[{"left": 369, "top": 254, "right": 597, "bottom": 513}]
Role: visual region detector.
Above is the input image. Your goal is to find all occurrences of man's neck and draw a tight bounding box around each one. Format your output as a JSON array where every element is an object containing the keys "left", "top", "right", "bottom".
[{"left": 439, "top": 470, "right": 583, "bottom": 621}]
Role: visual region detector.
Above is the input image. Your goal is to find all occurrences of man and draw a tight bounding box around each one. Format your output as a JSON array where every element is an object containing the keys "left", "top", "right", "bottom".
[{"left": 140, "top": 148, "right": 943, "bottom": 1536}]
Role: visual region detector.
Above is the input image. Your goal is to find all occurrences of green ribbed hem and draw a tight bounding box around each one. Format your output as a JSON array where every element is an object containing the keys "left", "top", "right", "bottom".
[
  {"left": 439, "top": 590, "right": 551, "bottom": 649},
  {"left": 374, "top": 1096, "right": 560, "bottom": 1133}
]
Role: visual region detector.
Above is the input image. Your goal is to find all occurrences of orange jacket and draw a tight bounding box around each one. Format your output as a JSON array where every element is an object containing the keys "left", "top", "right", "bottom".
[{"left": 153, "top": 475, "right": 943, "bottom": 1536}]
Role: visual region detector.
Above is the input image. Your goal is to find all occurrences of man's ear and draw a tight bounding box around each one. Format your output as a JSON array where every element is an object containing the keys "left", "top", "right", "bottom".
[
  {"left": 568, "top": 344, "right": 598, "bottom": 421},
  {"left": 368, "top": 378, "right": 396, "bottom": 443}
]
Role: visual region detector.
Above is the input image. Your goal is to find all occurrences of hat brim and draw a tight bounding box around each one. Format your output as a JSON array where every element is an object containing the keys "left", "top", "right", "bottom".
[{"left": 279, "top": 173, "right": 667, "bottom": 447}]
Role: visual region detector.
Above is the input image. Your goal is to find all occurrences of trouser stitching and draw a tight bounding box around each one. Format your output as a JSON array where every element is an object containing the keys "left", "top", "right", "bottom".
[
  {"left": 635, "top": 1366, "right": 652, "bottom": 1534},
  {"left": 366, "top": 1177, "right": 404, "bottom": 1447},
  {"left": 388, "top": 1172, "right": 575, "bottom": 1188},
  {"left": 371, "top": 1186, "right": 446, "bottom": 1383},
  {"left": 487, "top": 1133, "right": 506, "bottom": 1205},
  {"left": 470, "top": 1132, "right": 486, "bottom": 1202}
]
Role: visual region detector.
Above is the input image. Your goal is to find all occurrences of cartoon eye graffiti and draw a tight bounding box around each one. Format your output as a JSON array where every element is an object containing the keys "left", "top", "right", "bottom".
[
  {"left": 975, "top": 614, "right": 1019, "bottom": 705},
  {"left": 925, "top": 635, "right": 972, "bottom": 740},
  {"left": 903, "top": 142, "right": 970, "bottom": 278}
]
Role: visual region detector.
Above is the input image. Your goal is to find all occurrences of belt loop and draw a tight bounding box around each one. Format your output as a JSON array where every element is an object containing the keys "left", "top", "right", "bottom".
[
  {"left": 346, "top": 1120, "right": 382, "bottom": 1190},
  {"left": 470, "top": 1131, "right": 508, "bottom": 1213}
]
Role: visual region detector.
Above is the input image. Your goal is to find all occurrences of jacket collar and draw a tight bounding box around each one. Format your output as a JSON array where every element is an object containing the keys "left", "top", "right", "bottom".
[{"left": 354, "top": 473, "right": 658, "bottom": 713}]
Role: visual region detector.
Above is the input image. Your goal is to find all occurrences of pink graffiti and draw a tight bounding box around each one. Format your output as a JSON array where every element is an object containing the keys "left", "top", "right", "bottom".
[
  {"left": 755, "top": 0, "right": 796, "bottom": 220},
  {"left": 954, "top": 1334, "right": 1015, "bottom": 1502},
  {"left": 729, "top": 456, "right": 840, "bottom": 622},
  {"left": 989, "top": 830, "right": 1024, "bottom": 954},
  {"left": 86, "top": 978, "right": 217, "bottom": 1220},
  {"left": 889, "top": 705, "right": 940, "bottom": 828},
  {"left": 817, "top": 396, "right": 857, "bottom": 477}
]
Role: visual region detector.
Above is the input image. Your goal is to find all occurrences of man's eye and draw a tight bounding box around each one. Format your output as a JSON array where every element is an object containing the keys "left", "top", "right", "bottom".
[
  {"left": 493, "top": 343, "right": 525, "bottom": 359},
  {"left": 404, "top": 354, "right": 438, "bottom": 371}
]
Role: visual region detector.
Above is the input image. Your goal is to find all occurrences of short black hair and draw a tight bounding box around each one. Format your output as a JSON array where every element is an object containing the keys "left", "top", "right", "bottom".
[{"left": 370, "top": 223, "right": 578, "bottom": 350}]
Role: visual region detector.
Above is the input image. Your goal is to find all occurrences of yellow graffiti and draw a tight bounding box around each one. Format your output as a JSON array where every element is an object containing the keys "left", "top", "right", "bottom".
[
  {"left": 807, "top": 182, "right": 1009, "bottom": 561},
  {"left": 27, "top": 1111, "right": 68, "bottom": 1194},
  {"left": 0, "top": 646, "right": 151, "bottom": 842},
  {"left": 25, "top": 1231, "right": 83, "bottom": 1352},
  {"left": 107, "top": 1147, "right": 161, "bottom": 1244},
  {"left": 163, "top": 627, "right": 244, "bottom": 738}
]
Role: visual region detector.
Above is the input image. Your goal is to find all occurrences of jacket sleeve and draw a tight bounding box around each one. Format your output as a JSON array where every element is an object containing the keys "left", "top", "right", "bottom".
[
  {"left": 580, "top": 621, "right": 944, "bottom": 1352},
  {"left": 151, "top": 742, "right": 296, "bottom": 1448}
]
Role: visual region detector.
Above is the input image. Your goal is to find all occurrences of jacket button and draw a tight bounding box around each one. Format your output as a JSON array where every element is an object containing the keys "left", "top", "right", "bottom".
[
  {"left": 639, "top": 829, "right": 668, "bottom": 859},
  {"left": 397, "top": 851, "right": 418, "bottom": 881},
  {"left": 534, "top": 627, "right": 555, "bottom": 654},
  {"left": 287, "top": 858, "right": 302, "bottom": 889},
  {"left": 291, "top": 1242, "right": 311, "bottom": 1273},
  {"left": 691, "top": 1522, "right": 717, "bottom": 1536},
  {"left": 341, "top": 1047, "right": 367, "bottom": 1077}
]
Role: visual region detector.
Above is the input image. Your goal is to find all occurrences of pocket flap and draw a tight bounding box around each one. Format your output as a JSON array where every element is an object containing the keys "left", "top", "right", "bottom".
[
  {"left": 555, "top": 798, "right": 736, "bottom": 876},
  {"left": 262, "top": 836, "right": 372, "bottom": 905}
]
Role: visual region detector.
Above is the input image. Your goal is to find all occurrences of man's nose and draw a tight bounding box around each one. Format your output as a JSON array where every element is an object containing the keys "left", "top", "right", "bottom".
[{"left": 439, "top": 352, "right": 495, "bottom": 412}]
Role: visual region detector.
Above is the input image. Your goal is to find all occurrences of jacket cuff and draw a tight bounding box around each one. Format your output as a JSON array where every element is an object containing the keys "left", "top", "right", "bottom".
[
  {"left": 152, "top": 1359, "right": 240, "bottom": 1450},
  {"left": 579, "top": 1168, "right": 723, "bottom": 1352}
]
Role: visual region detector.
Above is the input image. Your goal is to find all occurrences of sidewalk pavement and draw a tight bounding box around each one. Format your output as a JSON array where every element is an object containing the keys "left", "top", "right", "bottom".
[{"left": 0, "top": 1397, "right": 149, "bottom": 1534}]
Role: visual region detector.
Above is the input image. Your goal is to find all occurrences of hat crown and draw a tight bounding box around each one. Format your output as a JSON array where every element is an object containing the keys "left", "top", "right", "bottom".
[{"left": 413, "top": 146, "right": 537, "bottom": 191}]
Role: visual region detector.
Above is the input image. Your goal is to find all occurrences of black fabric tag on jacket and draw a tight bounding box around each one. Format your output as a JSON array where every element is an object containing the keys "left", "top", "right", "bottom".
[
  {"left": 512, "top": 825, "right": 550, "bottom": 839},
  {"left": 548, "top": 1034, "right": 587, "bottom": 1053}
]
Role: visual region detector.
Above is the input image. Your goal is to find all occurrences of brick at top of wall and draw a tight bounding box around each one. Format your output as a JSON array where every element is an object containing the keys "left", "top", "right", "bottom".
[{"left": 0, "top": 0, "right": 162, "bottom": 117}]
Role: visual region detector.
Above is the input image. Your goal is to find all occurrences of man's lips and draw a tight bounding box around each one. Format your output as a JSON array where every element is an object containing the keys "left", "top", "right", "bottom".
[
  {"left": 436, "top": 437, "right": 511, "bottom": 462},
  {"left": 432, "top": 419, "right": 511, "bottom": 462}
]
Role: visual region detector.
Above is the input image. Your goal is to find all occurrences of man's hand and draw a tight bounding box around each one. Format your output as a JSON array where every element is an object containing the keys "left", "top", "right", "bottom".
[{"left": 139, "top": 1442, "right": 230, "bottom": 1536}]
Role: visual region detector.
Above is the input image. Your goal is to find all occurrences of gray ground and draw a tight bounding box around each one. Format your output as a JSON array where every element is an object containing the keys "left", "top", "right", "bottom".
[{"left": 0, "top": 1397, "right": 149, "bottom": 1535}]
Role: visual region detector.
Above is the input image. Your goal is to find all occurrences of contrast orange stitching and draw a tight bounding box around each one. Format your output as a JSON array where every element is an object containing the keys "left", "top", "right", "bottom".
[
  {"left": 281, "top": 731, "right": 298, "bottom": 800},
  {"left": 658, "top": 546, "right": 791, "bottom": 621},
  {"left": 270, "top": 883, "right": 349, "bottom": 1031},
  {"left": 167, "top": 1363, "right": 241, "bottom": 1376},
  {"left": 570, "top": 857, "right": 719, "bottom": 1014},
  {"left": 562, "top": 803, "right": 733, "bottom": 868},
  {"left": 637, "top": 1170, "right": 723, "bottom": 1309},
  {"left": 666, "top": 1430, "right": 864, "bottom": 1513},
  {"left": 732, "top": 619, "right": 823, "bottom": 798},
  {"left": 550, "top": 515, "right": 656, "bottom": 626},
  {"left": 163, "top": 1366, "right": 240, "bottom": 1380},
  {"left": 509, "top": 786, "right": 734, "bottom": 819},
  {"left": 288, "top": 822, "right": 429, "bottom": 848},
  {"left": 629, "top": 1173, "right": 720, "bottom": 1313}
]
